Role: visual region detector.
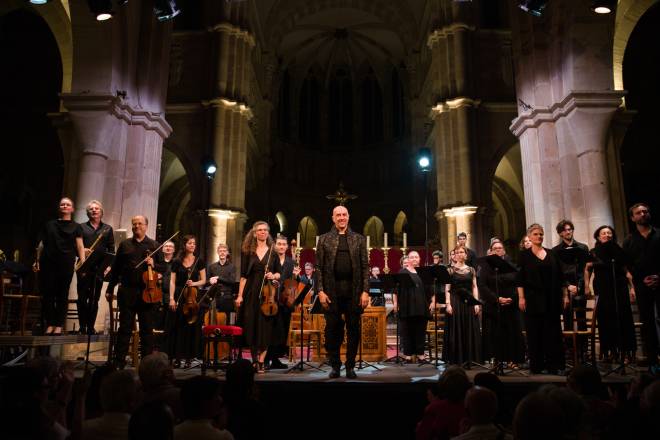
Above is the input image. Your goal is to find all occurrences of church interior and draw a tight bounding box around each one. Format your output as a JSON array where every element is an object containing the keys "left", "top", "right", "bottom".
[{"left": 1, "top": 0, "right": 660, "bottom": 439}]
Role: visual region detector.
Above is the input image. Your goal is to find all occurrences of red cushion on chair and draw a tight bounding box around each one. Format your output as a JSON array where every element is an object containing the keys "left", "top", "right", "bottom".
[{"left": 203, "top": 325, "right": 243, "bottom": 337}]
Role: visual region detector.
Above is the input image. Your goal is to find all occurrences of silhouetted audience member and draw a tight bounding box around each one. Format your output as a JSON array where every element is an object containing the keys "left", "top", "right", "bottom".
[
  {"left": 641, "top": 380, "right": 660, "bottom": 437},
  {"left": 567, "top": 365, "right": 615, "bottom": 437},
  {"left": 513, "top": 391, "right": 565, "bottom": 440},
  {"left": 537, "top": 385, "right": 588, "bottom": 439},
  {"left": 129, "top": 401, "right": 175, "bottom": 440},
  {"left": 138, "top": 352, "right": 183, "bottom": 422},
  {"left": 176, "top": 375, "right": 233, "bottom": 440},
  {"left": 453, "top": 386, "right": 512, "bottom": 440},
  {"left": 82, "top": 370, "right": 140, "bottom": 440},
  {"left": 84, "top": 364, "right": 116, "bottom": 419},
  {"left": 473, "top": 372, "right": 510, "bottom": 426},
  {"left": 416, "top": 366, "right": 471, "bottom": 440},
  {"left": 223, "top": 359, "right": 266, "bottom": 440}
]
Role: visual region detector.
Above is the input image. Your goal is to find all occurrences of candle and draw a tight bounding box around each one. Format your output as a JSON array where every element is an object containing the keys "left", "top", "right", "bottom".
[
  {"left": 403, "top": 232, "right": 407, "bottom": 249},
  {"left": 366, "top": 235, "right": 370, "bottom": 249},
  {"left": 384, "top": 232, "right": 388, "bottom": 248},
  {"left": 315, "top": 235, "right": 319, "bottom": 248},
  {"left": 297, "top": 232, "right": 301, "bottom": 248}
]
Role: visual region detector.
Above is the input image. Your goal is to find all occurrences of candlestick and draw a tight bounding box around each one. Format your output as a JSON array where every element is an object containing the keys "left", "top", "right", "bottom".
[
  {"left": 384, "top": 232, "right": 388, "bottom": 248},
  {"left": 297, "top": 232, "right": 301, "bottom": 248},
  {"left": 366, "top": 235, "right": 370, "bottom": 250}
]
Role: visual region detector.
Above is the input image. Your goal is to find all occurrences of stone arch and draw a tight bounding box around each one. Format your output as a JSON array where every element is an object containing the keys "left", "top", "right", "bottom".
[
  {"left": 363, "top": 216, "right": 385, "bottom": 247},
  {"left": 393, "top": 211, "right": 408, "bottom": 246},
  {"left": 490, "top": 143, "right": 525, "bottom": 254},
  {"left": 158, "top": 146, "right": 197, "bottom": 239},
  {"left": 275, "top": 211, "right": 287, "bottom": 235},
  {"left": 298, "top": 216, "right": 318, "bottom": 248},
  {"left": 613, "top": 0, "right": 658, "bottom": 93}
]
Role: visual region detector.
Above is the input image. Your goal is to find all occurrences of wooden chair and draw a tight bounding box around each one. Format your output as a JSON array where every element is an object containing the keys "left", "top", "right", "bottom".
[
  {"left": 425, "top": 304, "right": 446, "bottom": 359},
  {"left": 562, "top": 296, "right": 599, "bottom": 368},
  {"left": 288, "top": 305, "right": 322, "bottom": 362},
  {"left": 1, "top": 271, "right": 40, "bottom": 335},
  {"left": 107, "top": 294, "right": 140, "bottom": 367}
]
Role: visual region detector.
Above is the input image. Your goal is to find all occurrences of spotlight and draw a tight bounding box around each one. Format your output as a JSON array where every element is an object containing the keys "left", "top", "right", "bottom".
[
  {"left": 154, "top": 0, "right": 181, "bottom": 22},
  {"left": 417, "top": 148, "right": 432, "bottom": 172},
  {"left": 591, "top": 1, "right": 615, "bottom": 14},
  {"left": 87, "top": 0, "right": 114, "bottom": 21},
  {"left": 202, "top": 156, "right": 218, "bottom": 179},
  {"left": 29, "top": 0, "right": 51, "bottom": 4},
  {"left": 518, "top": 0, "right": 548, "bottom": 17}
]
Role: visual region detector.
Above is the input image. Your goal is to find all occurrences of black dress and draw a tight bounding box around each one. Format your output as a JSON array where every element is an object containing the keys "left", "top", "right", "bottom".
[
  {"left": 397, "top": 269, "right": 430, "bottom": 356},
  {"left": 590, "top": 244, "right": 636, "bottom": 355},
  {"left": 238, "top": 251, "right": 281, "bottom": 353},
  {"left": 171, "top": 257, "right": 205, "bottom": 360},
  {"left": 478, "top": 258, "right": 525, "bottom": 363},
  {"left": 443, "top": 266, "right": 482, "bottom": 364}
]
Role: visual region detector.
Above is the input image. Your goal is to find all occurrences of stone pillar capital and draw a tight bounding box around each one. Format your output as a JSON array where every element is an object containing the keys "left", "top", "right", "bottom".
[
  {"left": 427, "top": 23, "right": 475, "bottom": 48},
  {"left": 429, "top": 97, "right": 481, "bottom": 119},
  {"left": 205, "top": 98, "right": 254, "bottom": 120},
  {"left": 210, "top": 22, "right": 255, "bottom": 47}
]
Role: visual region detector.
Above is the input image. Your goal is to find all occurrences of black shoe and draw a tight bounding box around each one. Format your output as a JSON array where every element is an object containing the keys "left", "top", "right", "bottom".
[
  {"left": 329, "top": 368, "right": 341, "bottom": 379},
  {"left": 269, "top": 359, "right": 288, "bottom": 370},
  {"left": 345, "top": 368, "right": 357, "bottom": 379}
]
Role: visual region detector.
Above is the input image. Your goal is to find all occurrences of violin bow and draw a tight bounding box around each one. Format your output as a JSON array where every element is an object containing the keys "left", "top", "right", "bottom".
[{"left": 134, "top": 230, "right": 180, "bottom": 269}]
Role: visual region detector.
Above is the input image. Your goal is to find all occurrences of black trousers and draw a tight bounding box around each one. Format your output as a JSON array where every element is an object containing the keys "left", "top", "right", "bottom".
[
  {"left": 114, "top": 286, "right": 156, "bottom": 364},
  {"left": 324, "top": 295, "right": 361, "bottom": 369},
  {"left": 562, "top": 295, "right": 587, "bottom": 331},
  {"left": 400, "top": 316, "right": 427, "bottom": 356},
  {"left": 76, "top": 272, "right": 104, "bottom": 332},
  {"left": 267, "top": 308, "right": 291, "bottom": 362},
  {"left": 524, "top": 312, "right": 565, "bottom": 372},
  {"left": 637, "top": 283, "right": 659, "bottom": 366},
  {"left": 40, "top": 262, "right": 74, "bottom": 328}
]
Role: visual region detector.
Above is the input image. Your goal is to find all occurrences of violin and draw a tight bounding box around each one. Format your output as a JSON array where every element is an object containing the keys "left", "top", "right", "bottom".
[
  {"left": 182, "top": 285, "right": 199, "bottom": 324},
  {"left": 142, "top": 253, "right": 163, "bottom": 304},
  {"left": 259, "top": 245, "right": 278, "bottom": 317}
]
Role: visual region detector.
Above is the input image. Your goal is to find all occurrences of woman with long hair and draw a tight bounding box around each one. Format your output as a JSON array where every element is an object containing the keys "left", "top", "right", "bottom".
[
  {"left": 170, "top": 235, "right": 206, "bottom": 368},
  {"left": 443, "top": 246, "right": 482, "bottom": 366},
  {"left": 235, "top": 221, "right": 280, "bottom": 373},
  {"left": 584, "top": 225, "right": 636, "bottom": 362}
]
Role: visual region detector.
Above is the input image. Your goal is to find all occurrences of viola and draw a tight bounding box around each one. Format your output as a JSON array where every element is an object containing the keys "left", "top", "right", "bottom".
[
  {"left": 182, "top": 285, "right": 199, "bottom": 324},
  {"left": 142, "top": 256, "right": 163, "bottom": 304},
  {"left": 259, "top": 245, "right": 278, "bottom": 316},
  {"left": 281, "top": 277, "right": 308, "bottom": 309}
]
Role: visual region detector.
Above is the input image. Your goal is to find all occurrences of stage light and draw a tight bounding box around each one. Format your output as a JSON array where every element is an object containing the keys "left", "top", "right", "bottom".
[
  {"left": 591, "top": 1, "right": 615, "bottom": 14},
  {"left": 154, "top": 0, "right": 181, "bottom": 22},
  {"left": 518, "top": 0, "right": 548, "bottom": 17},
  {"left": 29, "top": 0, "right": 51, "bottom": 5},
  {"left": 202, "top": 156, "right": 217, "bottom": 179},
  {"left": 87, "top": 0, "right": 114, "bottom": 21},
  {"left": 417, "top": 148, "right": 432, "bottom": 172}
]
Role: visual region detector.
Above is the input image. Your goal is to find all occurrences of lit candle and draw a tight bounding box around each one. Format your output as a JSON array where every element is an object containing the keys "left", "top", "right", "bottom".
[
  {"left": 297, "top": 232, "right": 301, "bottom": 248},
  {"left": 403, "top": 232, "right": 407, "bottom": 249},
  {"left": 384, "top": 232, "right": 388, "bottom": 248},
  {"left": 366, "top": 235, "right": 370, "bottom": 249}
]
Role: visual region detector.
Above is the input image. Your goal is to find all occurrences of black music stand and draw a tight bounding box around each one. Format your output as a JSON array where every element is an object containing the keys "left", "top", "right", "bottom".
[
  {"left": 355, "top": 280, "right": 383, "bottom": 371},
  {"left": 556, "top": 246, "right": 591, "bottom": 333},
  {"left": 381, "top": 272, "right": 414, "bottom": 364},
  {"left": 77, "top": 250, "right": 115, "bottom": 370},
  {"left": 452, "top": 291, "right": 487, "bottom": 370},
  {"left": 286, "top": 283, "right": 322, "bottom": 373},
  {"left": 417, "top": 265, "right": 451, "bottom": 368}
]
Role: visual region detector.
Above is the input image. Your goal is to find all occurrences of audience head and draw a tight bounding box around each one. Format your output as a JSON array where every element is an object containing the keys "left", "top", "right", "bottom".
[
  {"left": 434, "top": 366, "right": 471, "bottom": 403},
  {"left": 568, "top": 365, "right": 604, "bottom": 397},
  {"left": 513, "top": 391, "right": 565, "bottom": 440},
  {"left": 465, "top": 386, "right": 498, "bottom": 426},
  {"left": 100, "top": 370, "right": 141, "bottom": 414},
  {"left": 85, "top": 364, "right": 117, "bottom": 419},
  {"left": 537, "top": 384, "right": 587, "bottom": 439},
  {"left": 129, "top": 401, "right": 174, "bottom": 440},
  {"left": 180, "top": 375, "right": 224, "bottom": 420},
  {"left": 473, "top": 372, "right": 503, "bottom": 397},
  {"left": 138, "top": 352, "right": 174, "bottom": 392},
  {"left": 224, "top": 359, "right": 256, "bottom": 402}
]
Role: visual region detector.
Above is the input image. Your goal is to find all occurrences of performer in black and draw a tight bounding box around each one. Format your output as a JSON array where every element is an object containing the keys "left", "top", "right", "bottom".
[
  {"left": 368, "top": 266, "right": 385, "bottom": 306},
  {"left": 585, "top": 226, "right": 636, "bottom": 362},
  {"left": 443, "top": 246, "right": 482, "bottom": 365},
  {"left": 76, "top": 200, "right": 115, "bottom": 335},
  {"left": 235, "top": 221, "right": 280, "bottom": 373},
  {"left": 623, "top": 203, "right": 660, "bottom": 373},
  {"left": 106, "top": 215, "right": 165, "bottom": 368},
  {"left": 394, "top": 250, "right": 435, "bottom": 363},
  {"left": 34, "top": 197, "right": 86, "bottom": 335},
  {"left": 159, "top": 240, "right": 175, "bottom": 356},
  {"left": 299, "top": 262, "right": 319, "bottom": 296},
  {"left": 316, "top": 205, "right": 370, "bottom": 379},
  {"left": 552, "top": 219, "right": 590, "bottom": 330},
  {"left": 478, "top": 240, "right": 525, "bottom": 366},
  {"left": 207, "top": 243, "right": 237, "bottom": 320},
  {"left": 170, "top": 235, "right": 206, "bottom": 369},
  {"left": 266, "top": 235, "right": 300, "bottom": 369},
  {"left": 457, "top": 232, "right": 477, "bottom": 268},
  {"left": 517, "top": 223, "right": 568, "bottom": 374}
]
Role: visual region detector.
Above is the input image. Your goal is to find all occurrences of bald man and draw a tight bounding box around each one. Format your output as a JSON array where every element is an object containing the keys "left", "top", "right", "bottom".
[{"left": 316, "top": 206, "right": 369, "bottom": 379}]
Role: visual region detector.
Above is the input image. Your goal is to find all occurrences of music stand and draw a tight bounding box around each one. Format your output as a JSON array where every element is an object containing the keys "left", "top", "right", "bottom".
[
  {"left": 77, "top": 250, "right": 115, "bottom": 371},
  {"left": 286, "top": 283, "right": 322, "bottom": 373},
  {"left": 354, "top": 280, "right": 383, "bottom": 371},
  {"left": 381, "top": 272, "right": 414, "bottom": 364},
  {"left": 417, "top": 265, "right": 451, "bottom": 368},
  {"left": 556, "top": 246, "right": 591, "bottom": 334}
]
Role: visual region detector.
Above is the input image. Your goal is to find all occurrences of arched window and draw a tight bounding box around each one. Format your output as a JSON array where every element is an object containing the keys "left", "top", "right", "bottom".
[
  {"left": 275, "top": 211, "right": 287, "bottom": 235},
  {"left": 363, "top": 216, "right": 385, "bottom": 247},
  {"left": 328, "top": 68, "right": 353, "bottom": 146},
  {"left": 362, "top": 71, "right": 383, "bottom": 145},
  {"left": 393, "top": 211, "right": 408, "bottom": 246},
  {"left": 298, "top": 216, "right": 319, "bottom": 248},
  {"left": 299, "top": 72, "right": 320, "bottom": 146}
]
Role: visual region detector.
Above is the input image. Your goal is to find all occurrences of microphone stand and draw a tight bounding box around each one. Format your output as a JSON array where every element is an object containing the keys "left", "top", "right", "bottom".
[{"left": 604, "top": 256, "right": 635, "bottom": 376}]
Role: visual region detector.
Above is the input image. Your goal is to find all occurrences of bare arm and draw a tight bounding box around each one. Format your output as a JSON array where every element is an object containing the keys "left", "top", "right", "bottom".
[{"left": 584, "top": 262, "right": 593, "bottom": 296}]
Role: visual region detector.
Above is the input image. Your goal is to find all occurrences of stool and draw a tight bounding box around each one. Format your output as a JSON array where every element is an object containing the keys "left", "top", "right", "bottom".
[{"left": 202, "top": 325, "right": 242, "bottom": 372}]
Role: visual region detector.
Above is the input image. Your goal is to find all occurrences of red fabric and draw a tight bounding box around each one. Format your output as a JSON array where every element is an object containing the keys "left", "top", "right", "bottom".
[
  {"left": 416, "top": 399, "right": 467, "bottom": 440},
  {"left": 202, "top": 325, "right": 243, "bottom": 336}
]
